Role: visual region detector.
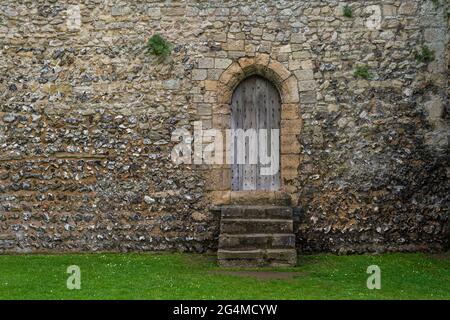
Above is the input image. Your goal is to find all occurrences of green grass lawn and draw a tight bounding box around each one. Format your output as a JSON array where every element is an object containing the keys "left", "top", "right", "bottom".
[{"left": 0, "top": 252, "right": 448, "bottom": 299}]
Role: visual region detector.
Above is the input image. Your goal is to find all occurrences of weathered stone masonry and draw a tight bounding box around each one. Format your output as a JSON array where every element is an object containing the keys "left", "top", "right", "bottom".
[{"left": 0, "top": 1, "right": 448, "bottom": 254}]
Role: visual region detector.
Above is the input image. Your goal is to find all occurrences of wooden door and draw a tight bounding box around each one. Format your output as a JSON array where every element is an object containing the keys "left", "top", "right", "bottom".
[{"left": 231, "top": 75, "right": 281, "bottom": 191}]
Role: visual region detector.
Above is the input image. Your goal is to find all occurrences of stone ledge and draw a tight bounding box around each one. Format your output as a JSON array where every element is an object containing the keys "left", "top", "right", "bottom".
[{"left": 208, "top": 191, "right": 293, "bottom": 206}]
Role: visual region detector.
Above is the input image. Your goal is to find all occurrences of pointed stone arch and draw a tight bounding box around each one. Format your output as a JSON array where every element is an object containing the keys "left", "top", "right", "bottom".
[
  {"left": 217, "top": 54, "right": 299, "bottom": 105},
  {"left": 208, "top": 54, "right": 302, "bottom": 206}
]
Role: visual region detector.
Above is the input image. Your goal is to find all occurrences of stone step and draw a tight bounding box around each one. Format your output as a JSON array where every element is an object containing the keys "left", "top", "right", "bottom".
[
  {"left": 217, "top": 205, "right": 297, "bottom": 267},
  {"left": 221, "top": 206, "right": 292, "bottom": 219},
  {"left": 220, "top": 218, "right": 293, "bottom": 234},
  {"left": 217, "top": 249, "right": 297, "bottom": 267},
  {"left": 219, "top": 233, "right": 295, "bottom": 250},
  {"left": 229, "top": 191, "right": 291, "bottom": 206}
]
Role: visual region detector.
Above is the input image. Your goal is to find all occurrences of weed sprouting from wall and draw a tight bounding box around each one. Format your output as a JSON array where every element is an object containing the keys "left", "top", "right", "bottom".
[
  {"left": 415, "top": 45, "right": 435, "bottom": 64},
  {"left": 354, "top": 65, "right": 372, "bottom": 79},
  {"left": 431, "top": 0, "right": 439, "bottom": 8},
  {"left": 147, "top": 34, "right": 172, "bottom": 58},
  {"left": 343, "top": 5, "right": 353, "bottom": 18}
]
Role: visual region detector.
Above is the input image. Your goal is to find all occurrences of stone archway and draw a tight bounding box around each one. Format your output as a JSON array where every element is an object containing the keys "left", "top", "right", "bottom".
[{"left": 208, "top": 54, "right": 302, "bottom": 206}]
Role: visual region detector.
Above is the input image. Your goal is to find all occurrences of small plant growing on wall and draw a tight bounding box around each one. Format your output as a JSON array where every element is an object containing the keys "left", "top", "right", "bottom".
[
  {"left": 343, "top": 5, "right": 353, "bottom": 18},
  {"left": 431, "top": 0, "right": 439, "bottom": 8},
  {"left": 415, "top": 45, "right": 435, "bottom": 64},
  {"left": 354, "top": 65, "right": 372, "bottom": 79},
  {"left": 147, "top": 34, "right": 172, "bottom": 58}
]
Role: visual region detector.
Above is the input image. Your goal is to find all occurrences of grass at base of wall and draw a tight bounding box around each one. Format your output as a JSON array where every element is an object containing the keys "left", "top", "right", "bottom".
[{"left": 0, "top": 252, "right": 448, "bottom": 299}]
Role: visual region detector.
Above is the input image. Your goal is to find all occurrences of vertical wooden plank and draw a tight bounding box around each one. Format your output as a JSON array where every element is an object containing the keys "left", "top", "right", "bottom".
[
  {"left": 250, "top": 77, "right": 258, "bottom": 190},
  {"left": 239, "top": 81, "right": 246, "bottom": 190},
  {"left": 265, "top": 77, "right": 273, "bottom": 191},
  {"left": 270, "top": 80, "right": 281, "bottom": 191},
  {"left": 256, "top": 77, "right": 267, "bottom": 190},
  {"left": 232, "top": 81, "right": 243, "bottom": 191},
  {"left": 242, "top": 76, "right": 255, "bottom": 190}
]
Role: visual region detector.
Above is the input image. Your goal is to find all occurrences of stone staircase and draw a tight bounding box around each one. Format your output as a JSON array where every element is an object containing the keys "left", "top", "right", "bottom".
[{"left": 217, "top": 205, "right": 297, "bottom": 267}]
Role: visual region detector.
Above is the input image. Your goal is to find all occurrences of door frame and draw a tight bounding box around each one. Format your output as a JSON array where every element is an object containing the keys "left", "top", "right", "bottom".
[{"left": 207, "top": 54, "right": 306, "bottom": 206}]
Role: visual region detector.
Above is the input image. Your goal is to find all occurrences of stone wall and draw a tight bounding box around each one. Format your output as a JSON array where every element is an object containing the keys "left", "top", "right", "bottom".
[{"left": 0, "top": 0, "right": 448, "bottom": 254}]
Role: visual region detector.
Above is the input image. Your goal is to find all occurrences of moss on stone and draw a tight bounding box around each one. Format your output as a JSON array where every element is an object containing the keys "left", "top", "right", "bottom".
[
  {"left": 415, "top": 45, "right": 435, "bottom": 64},
  {"left": 343, "top": 5, "right": 353, "bottom": 18},
  {"left": 354, "top": 65, "right": 372, "bottom": 79},
  {"left": 147, "top": 34, "right": 172, "bottom": 57}
]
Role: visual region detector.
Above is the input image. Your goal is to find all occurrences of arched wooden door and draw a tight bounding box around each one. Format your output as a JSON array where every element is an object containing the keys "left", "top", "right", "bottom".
[{"left": 230, "top": 75, "right": 281, "bottom": 191}]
